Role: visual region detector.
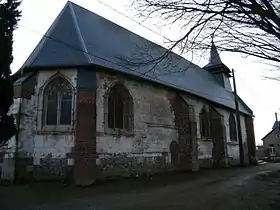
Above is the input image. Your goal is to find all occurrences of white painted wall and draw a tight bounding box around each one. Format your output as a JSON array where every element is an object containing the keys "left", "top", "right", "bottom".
[
  {"left": 18, "top": 69, "right": 77, "bottom": 165},
  {"left": 219, "top": 108, "right": 248, "bottom": 162},
  {"left": 182, "top": 96, "right": 248, "bottom": 163},
  {"left": 181, "top": 96, "right": 213, "bottom": 160},
  {"left": 1, "top": 68, "right": 252, "bottom": 181}
]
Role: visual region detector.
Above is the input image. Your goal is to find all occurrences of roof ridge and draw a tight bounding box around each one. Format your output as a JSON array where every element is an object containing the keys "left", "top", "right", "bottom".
[
  {"left": 18, "top": 2, "right": 70, "bottom": 71},
  {"left": 68, "top": 2, "right": 92, "bottom": 63},
  {"left": 67, "top": 1, "right": 95, "bottom": 15},
  {"left": 66, "top": 1, "right": 207, "bottom": 72}
]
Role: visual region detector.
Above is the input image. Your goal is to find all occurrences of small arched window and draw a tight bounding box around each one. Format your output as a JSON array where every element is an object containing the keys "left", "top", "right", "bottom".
[
  {"left": 200, "top": 107, "right": 210, "bottom": 137},
  {"left": 106, "top": 83, "right": 133, "bottom": 132},
  {"left": 43, "top": 77, "right": 73, "bottom": 126},
  {"left": 229, "top": 112, "right": 237, "bottom": 141}
]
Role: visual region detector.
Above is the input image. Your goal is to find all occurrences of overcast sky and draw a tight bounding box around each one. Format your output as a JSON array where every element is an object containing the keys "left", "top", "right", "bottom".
[{"left": 11, "top": 0, "right": 280, "bottom": 145}]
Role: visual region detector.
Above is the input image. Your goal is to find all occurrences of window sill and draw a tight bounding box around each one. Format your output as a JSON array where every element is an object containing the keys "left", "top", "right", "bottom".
[
  {"left": 104, "top": 129, "right": 135, "bottom": 137},
  {"left": 38, "top": 126, "right": 74, "bottom": 135}
]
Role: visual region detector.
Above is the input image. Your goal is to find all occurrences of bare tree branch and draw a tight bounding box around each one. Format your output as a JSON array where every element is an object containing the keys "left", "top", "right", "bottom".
[{"left": 130, "top": 0, "right": 280, "bottom": 69}]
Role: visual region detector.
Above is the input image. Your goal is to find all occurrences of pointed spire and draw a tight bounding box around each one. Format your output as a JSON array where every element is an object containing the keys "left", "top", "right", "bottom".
[
  {"left": 208, "top": 39, "right": 222, "bottom": 66},
  {"left": 203, "top": 37, "right": 232, "bottom": 90}
]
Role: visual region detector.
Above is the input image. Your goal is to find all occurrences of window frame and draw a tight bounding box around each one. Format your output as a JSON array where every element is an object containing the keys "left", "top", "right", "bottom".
[
  {"left": 37, "top": 74, "right": 75, "bottom": 134},
  {"left": 268, "top": 144, "right": 276, "bottom": 154},
  {"left": 104, "top": 82, "right": 134, "bottom": 136}
]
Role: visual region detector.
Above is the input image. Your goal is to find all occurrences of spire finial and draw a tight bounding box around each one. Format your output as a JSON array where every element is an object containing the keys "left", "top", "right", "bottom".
[{"left": 211, "top": 33, "right": 215, "bottom": 42}]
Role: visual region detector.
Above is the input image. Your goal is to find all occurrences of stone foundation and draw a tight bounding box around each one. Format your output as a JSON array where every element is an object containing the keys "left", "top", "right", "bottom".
[
  {"left": 33, "top": 158, "right": 67, "bottom": 180},
  {"left": 0, "top": 69, "right": 255, "bottom": 184},
  {"left": 198, "top": 158, "right": 213, "bottom": 168},
  {"left": 97, "top": 153, "right": 169, "bottom": 178},
  {"left": 228, "top": 157, "right": 240, "bottom": 166},
  {"left": 14, "top": 157, "right": 73, "bottom": 182},
  {"left": 15, "top": 157, "right": 33, "bottom": 181}
]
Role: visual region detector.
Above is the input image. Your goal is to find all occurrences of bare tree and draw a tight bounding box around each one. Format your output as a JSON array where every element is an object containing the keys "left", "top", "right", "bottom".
[{"left": 132, "top": 0, "right": 280, "bottom": 65}]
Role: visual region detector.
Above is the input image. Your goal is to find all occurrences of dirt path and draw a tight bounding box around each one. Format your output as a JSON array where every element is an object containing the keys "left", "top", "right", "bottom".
[{"left": 1, "top": 163, "right": 280, "bottom": 210}]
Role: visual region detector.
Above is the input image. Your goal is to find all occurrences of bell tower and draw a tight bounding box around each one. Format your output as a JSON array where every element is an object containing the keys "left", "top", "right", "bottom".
[{"left": 203, "top": 40, "right": 232, "bottom": 91}]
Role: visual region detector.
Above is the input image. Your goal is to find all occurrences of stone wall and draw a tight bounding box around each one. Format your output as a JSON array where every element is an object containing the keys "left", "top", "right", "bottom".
[
  {"left": 180, "top": 96, "right": 249, "bottom": 167},
  {"left": 216, "top": 108, "right": 249, "bottom": 165},
  {"left": 96, "top": 72, "right": 176, "bottom": 177},
  {"left": 73, "top": 69, "right": 97, "bottom": 186},
  {"left": 1, "top": 68, "right": 254, "bottom": 183},
  {"left": 15, "top": 96, "right": 36, "bottom": 181},
  {"left": 226, "top": 114, "right": 248, "bottom": 165},
  {"left": 167, "top": 93, "right": 198, "bottom": 171},
  {"left": 13, "top": 70, "right": 77, "bottom": 182},
  {"left": 95, "top": 71, "right": 249, "bottom": 176},
  {"left": 0, "top": 98, "right": 20, "bottom": 182},
  {"left": 180, "top": 96, "right": 213, "bottom": 167}
]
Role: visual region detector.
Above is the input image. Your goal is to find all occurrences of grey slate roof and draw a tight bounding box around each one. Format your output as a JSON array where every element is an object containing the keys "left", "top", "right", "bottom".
[
  {"left": 203, "top": 40, "right": 231, "bottom": 76},
  {"left": 18, "top": 1, "right": 253, "bottom": 116},
  {"left": 272, "top": 121, "right": 280, "bottom": 130},
  {"left": 261, "top": 121, "right": 280, "bottom": 140},
  {"left": 204, "top": 40, "right": 223, "bottom": 69}
]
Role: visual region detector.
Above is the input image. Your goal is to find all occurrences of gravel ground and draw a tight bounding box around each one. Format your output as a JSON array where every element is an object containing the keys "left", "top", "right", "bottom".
[{"left": 1, "top": 163, "right": 280, "bottom": 210}]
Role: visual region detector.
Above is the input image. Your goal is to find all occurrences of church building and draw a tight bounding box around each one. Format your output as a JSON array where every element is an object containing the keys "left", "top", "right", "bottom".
[{"left": 0, "top": 1, "right": 256, "bottom": 185}]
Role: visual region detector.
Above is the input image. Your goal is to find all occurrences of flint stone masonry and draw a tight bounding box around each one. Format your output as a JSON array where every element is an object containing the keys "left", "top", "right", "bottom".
[
  {"left": 0, "top": 70, "right": 77, "bottom": 182},
  {"left": 182, "top": 96, "right": 248, "bottom": 167},
  {"left": 98, "top": 153, "right": 168, "bottom": 177},
  {"left": 96, "top": 72, "right": 176, "bottom": 177},
  {"left": 32, "top": 70, "right": 76, "bottom": 180},
  {"left": 0, "top": 68, "right": 254, "bottom": 183}
]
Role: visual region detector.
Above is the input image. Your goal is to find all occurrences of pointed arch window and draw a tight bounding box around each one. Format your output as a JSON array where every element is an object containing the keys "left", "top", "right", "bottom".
[
  {"left": 229, "top": 113, "right": 237, "bottom": 141},
  {"left": 43, "top": 77, "right": 73, "bottom": 126},
  {"left": 105, "top": 83, "right": 133, "bottom": 133},
  {"left": 200, "top": 107, "right": 210, "bottom": 138}
]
